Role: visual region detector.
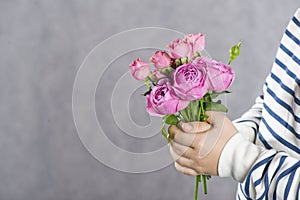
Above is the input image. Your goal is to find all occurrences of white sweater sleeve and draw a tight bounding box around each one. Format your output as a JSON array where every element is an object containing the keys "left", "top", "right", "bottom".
[
  {"left": 233, "top": 95, "right": 264, "bottom": 143},
  {"left": 218, "top": 134, "right": 300, "bottom": 199}
]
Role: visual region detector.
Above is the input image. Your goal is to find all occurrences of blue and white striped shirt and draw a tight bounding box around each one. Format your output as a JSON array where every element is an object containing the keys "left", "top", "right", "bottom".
[{"left": 218, "top": 8, "right": 300, "bottom": 199}]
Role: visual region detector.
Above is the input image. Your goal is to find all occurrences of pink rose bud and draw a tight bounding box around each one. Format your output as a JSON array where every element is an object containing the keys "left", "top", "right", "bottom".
[
  {"left": 172, "top": 61, "right": 208, "bottom": 101},
  {"left": 146, "top": 79, "right": 189, "bottom": 117},
  {"left": 150, "top": 51, "right": 172, "bottom": 69},
  {"left": 193, "top": 57, "right": 234, "bottom": 92},
  {"left": 129, "top": 58, "right": 151, "bottom": 80},
  {"left": 185, "top": 33, "right": 205, "bottom": 58},
  {"left": 167, "top": 38, "right": 190, "bottom": 59}
]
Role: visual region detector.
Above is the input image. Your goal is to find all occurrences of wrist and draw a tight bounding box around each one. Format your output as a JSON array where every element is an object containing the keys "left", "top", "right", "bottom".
[{"left": 217, "top": 133, "right": 264, "bottom": 182}]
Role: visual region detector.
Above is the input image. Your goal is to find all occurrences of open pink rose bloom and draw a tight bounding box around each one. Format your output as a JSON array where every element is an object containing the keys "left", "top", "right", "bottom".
[
  {"left": 172, "top": 62, "right": 208, "bottom": 101},
  {"left": 146, "top": 79, "right": 189, "bottom": 117}
]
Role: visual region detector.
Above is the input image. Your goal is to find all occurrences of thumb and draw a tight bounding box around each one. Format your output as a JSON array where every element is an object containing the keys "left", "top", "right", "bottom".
[{"left": 180, "top": 121, "right": 211, "bottom": 133}]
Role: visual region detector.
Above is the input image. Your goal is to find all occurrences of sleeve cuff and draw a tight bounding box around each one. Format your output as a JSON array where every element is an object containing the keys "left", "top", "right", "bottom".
[
  {"left": 233, "top": 122, "right": 256, "bottom": 142},
  {"left": 217, "top": 133, "right": 264, "bottom": 182}
]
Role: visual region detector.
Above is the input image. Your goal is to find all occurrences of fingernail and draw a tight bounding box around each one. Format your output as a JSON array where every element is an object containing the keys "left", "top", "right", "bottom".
[{"left": 183, "top": 123, "right": 192, "bottom": 131}]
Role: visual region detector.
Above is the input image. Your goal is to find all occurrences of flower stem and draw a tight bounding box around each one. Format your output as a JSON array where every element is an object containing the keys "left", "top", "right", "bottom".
[
  {"left": 187, "top": 103, "right": 192, "bottom": 121},
  {"left": 179, "top": 110, "right": 189, "bottom": 122},
  {"left": 197, "top": 100, "right": 202, "bottom": 121},
  {"left": 202, "top": 175, "right": 207, "bottom": 194},
  {"left": 199, "top": 99, "right": 205, "bottom": 120},
  {"left": 194, "top": 175, "right": 200, "bottom": 200},
  {"left": 143, "top": 80, "right": 151, "bottom": 89}
]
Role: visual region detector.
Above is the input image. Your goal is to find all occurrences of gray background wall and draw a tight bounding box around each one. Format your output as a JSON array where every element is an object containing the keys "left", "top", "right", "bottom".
[{"left": 1, "top": 1, "right": 299, "bottom": 200}]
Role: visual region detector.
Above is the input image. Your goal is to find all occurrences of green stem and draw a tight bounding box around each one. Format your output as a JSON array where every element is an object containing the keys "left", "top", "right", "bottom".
[
  {"left": 194, "top": 175, "right": 200, "bottom": 200},
  {"left": 199, "top": 99, "right": 205, "bottom": 121},
  {"left": 202, "top": 175, "right": 207, "bottom": 195},
  {"left": 187, "top": 103, "right": 192, "bottom": 121},
  {"left": 197, "top": 100, "right": 201, "bottom": 121},
  {"left": 143, "top": 80, "right": 151, "bottom": 89},
  {"left": 179, "top": 110, "right": 189, "bottom": 122},
  {"left": 191, "top": 100, "right": 198, "bottom": 121},
  {"left": 189, "top": 101, "right": 194, "bottom": 121}
]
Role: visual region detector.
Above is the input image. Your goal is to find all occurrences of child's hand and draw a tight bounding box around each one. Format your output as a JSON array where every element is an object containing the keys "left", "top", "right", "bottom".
[{"left": 168, "top": 111, "right": 237, "bottom": 176}]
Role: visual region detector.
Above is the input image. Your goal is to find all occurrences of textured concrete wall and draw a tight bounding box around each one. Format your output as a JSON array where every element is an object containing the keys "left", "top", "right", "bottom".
[{"left": 1, "top": 1, "right": 299, "bottom": 200}]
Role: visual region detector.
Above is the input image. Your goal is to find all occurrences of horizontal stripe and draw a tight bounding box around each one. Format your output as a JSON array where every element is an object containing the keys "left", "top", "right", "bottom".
[
  {"left": 279, "top": 44, "right": 300, "bottom": 65},
  {"left": 292, "top": 16, "right": 300, "bottom": 28},
  {"left": 270, "top": 73, "right": 300, "bottom": 106},
  {"left": 285, "top": 29, "right": 300, "bottom": 46},
  {"left": 266, "top": 86, "right": 300, "bottom": 125},
  {"left": 257, "top": 129, "right": 272, "bottom": 149},
  {"left": 275, "top": 58, "right": 300, "bottom": 86},
  {"left": 261, "top": 114, "right": 300, "bottom": 154}
]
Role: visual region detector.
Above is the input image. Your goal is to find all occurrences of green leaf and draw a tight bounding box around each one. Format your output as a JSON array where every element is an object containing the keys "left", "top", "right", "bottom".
[
  {"left": 202, "top": 114, "right": 209, "bottom": 121},
  {"left": 205, "top": 101, "right": 228, "bottom": 112},
  {"left": 163, "top": 114, "right": 179, "bottom": 125},
  {"left": 160, "top": 66, "right": 173, "bottom": 76},
  {"left": 204, "top": 90, "right": 230, "bottom": 100},
  {"left": 161, "top": 124, "right": 168, "bottom": 142}
]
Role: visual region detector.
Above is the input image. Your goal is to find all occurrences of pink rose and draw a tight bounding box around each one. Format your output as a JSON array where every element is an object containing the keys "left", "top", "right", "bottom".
[
  {"left": 129, "top": 58, "right": 151, "bottom": 80},
  {"left": 150, "top": 51, "right": 172, "bottom": 69},
  {"left": 172, "top": 62, "right": 208, "bottom": 100},
  {"left": 185, "top": 33, "right": 205, "bottom": 56},
  {"left": 193, "top": 57, "right": 234, "bottom": 92},
  {"left": 167, "top": 33, "right": 206, "bottom": 60},
  {"left": 167, "top": 38, "right": 190, "bottom": 59},
  {"left": 146, "top": 79, "right": 189, "bottom": 117}
]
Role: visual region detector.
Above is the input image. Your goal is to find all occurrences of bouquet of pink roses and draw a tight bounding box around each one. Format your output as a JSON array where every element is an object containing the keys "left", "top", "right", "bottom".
[{"left": 129, "top": 33, "right": 241, "bottom": 200}]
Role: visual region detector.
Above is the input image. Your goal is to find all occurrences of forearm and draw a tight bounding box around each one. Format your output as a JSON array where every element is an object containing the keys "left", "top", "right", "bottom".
[{"left": 218, "top": 134, "right": 300, "bottom": 199}]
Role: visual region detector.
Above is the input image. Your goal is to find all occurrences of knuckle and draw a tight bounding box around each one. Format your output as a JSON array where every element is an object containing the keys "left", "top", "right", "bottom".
[{"left": 176, "top": 156, "right": 184, "bottom": 165}]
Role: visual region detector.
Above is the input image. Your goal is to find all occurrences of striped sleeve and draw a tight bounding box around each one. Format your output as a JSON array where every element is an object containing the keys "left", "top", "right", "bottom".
[
  {"left": 217, "top": 8, "right": 300, "bottom": 199},
  {"left": 235, "top": 8, "right": 300, "bottom": 199}
]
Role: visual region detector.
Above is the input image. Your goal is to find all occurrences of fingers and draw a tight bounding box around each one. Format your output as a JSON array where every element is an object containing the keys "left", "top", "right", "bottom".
[
  {"left": 179, "top": 121, "right": 211, "bottom": 133},
  {"left": 170, "top": 140, "right": 194, "bottom": 158},
  {"left": 174, "top": 162, "right": 198, "bottom": 176},
  {"left": 168, "top": 125, "right": 197, "bottom": 147},
  {"left": 171, "top": 149, "right": 195, "bottom": 169}
]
